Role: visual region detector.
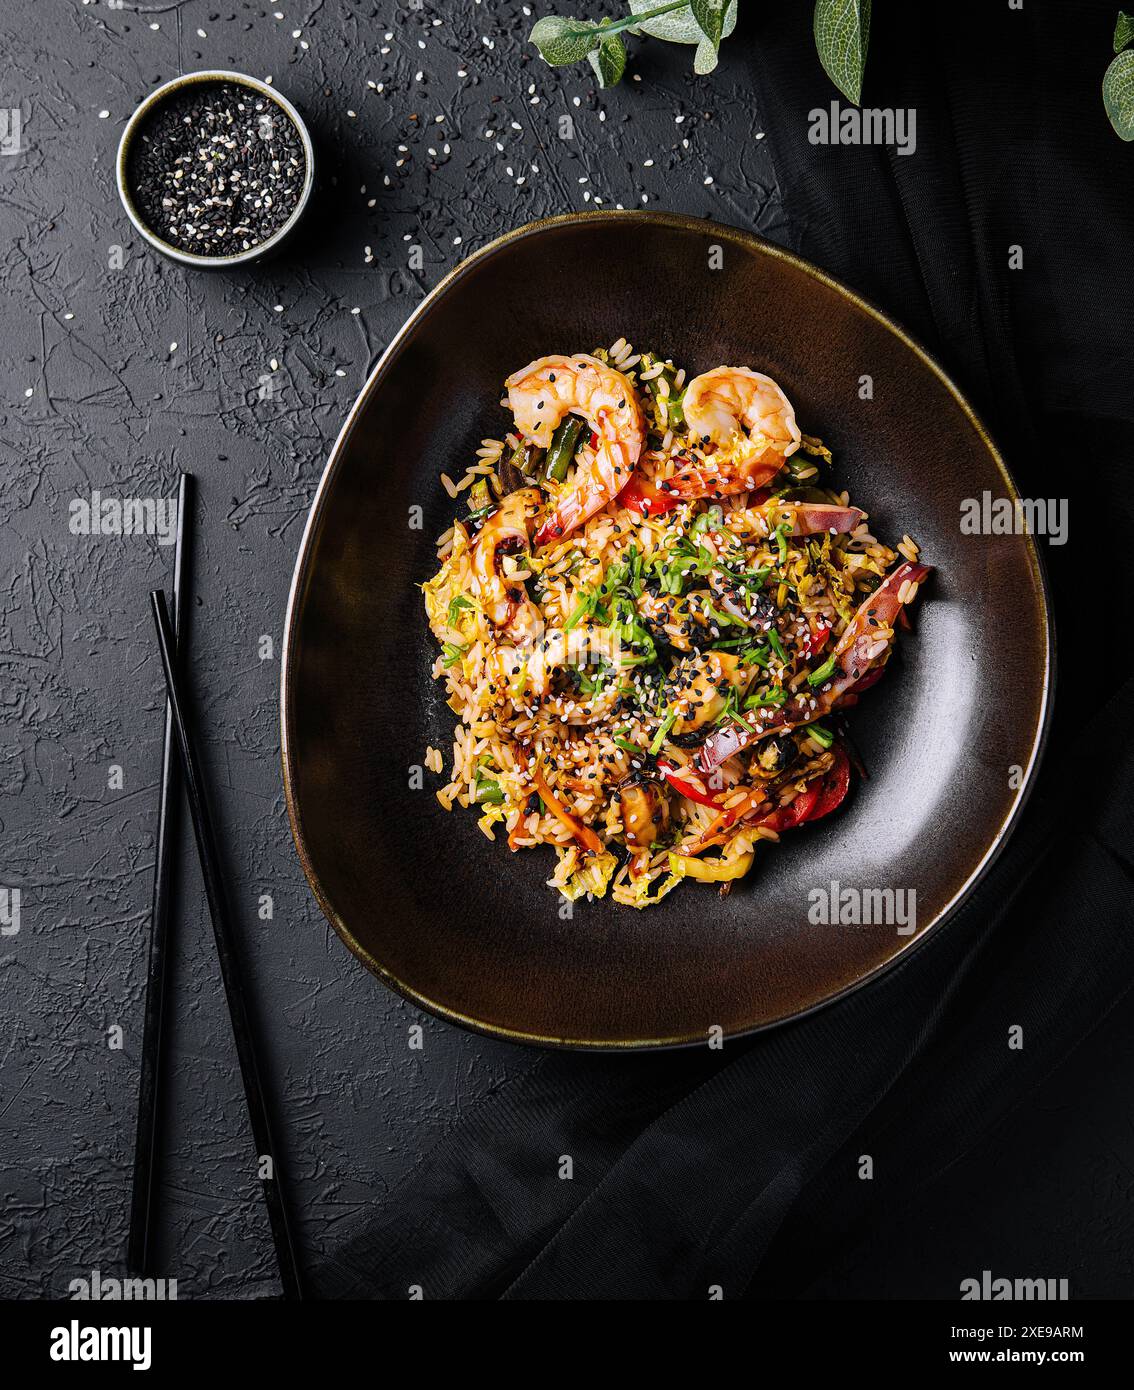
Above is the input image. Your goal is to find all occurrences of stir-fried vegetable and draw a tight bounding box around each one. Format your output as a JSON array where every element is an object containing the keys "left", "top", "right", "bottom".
[
  {"left": 532, "top": 765, "right": 602, "bottom": 855},
  {"left": 544, "top": 415, "right": 585, "bottom": 483},
  {"left": 696, "top": 561, "right": 930, "bottom": 772}
]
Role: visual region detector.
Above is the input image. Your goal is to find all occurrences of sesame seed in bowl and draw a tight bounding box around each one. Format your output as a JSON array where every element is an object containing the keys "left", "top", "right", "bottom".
[{"left": 116, "top": 71, "right": 315, "bottom": 269}]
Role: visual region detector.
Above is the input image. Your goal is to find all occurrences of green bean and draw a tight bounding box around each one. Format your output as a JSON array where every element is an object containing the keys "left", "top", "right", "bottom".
[{"left": 544, "top": 416, "right": 584, "bottom": 483}]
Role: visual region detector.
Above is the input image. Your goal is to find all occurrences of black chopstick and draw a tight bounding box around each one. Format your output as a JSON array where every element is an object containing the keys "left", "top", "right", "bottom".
[
  {"left": 128, "top": 472, "right": 192, "bottom": 1277},
  {"left": 149, "top": 588, "right": 304, "bottom": 1300}
]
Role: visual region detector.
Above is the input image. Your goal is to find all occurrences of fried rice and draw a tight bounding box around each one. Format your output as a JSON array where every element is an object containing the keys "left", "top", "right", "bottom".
[{"left": 423, "top": 342, "right": 930, "bottom": 909}]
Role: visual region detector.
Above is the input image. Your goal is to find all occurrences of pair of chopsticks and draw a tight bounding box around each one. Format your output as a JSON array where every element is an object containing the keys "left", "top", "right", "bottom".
[{"left": 128, "top": 472, "right": 303, "bottom": 1299}]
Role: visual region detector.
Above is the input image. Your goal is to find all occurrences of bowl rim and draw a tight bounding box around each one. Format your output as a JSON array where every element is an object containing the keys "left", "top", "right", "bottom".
[
  {"left": 280, "top": 210, "right": 1055, "bottom": 1051},
  {"left": 115, "top": 69, "right": 315, "bottom": 268}
]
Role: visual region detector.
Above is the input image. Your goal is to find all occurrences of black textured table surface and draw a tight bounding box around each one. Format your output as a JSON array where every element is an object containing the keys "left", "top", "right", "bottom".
[
  {"left": 2, "top": 0, "right": 1131, "bottom": 1301},
  {"left": 0, "top": 0, "right": 782, "bottom": 1299}
]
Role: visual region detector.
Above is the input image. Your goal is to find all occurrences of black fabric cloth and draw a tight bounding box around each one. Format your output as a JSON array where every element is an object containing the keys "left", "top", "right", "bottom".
[{"left": 313, "top": 1, "right": 1134, "bottom": 1299}]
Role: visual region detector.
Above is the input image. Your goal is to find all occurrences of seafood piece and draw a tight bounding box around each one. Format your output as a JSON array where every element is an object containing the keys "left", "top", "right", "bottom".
[
  {"left": 635, "top": 583, "right": 719, "bottom": 652},
  {"left": 662, "top": 650, "right": 752, "bottom": 740},
  {"left": 667, "top": 367, "right": 802, "bottom": 499},
  {"left": 471, "top": 487, "right": 544, "bottom": 644},
  {"left": 505, "top": 354, "right": 645, "bottom": 545},
  {"left": 726, "top": 500, "right": 865, "bottom": 540},
  {"left": 616, "top": 778, "right": 670, "bottom": 849},
  {"left": 696, "top": 561, "right": 930, "bottom": 771}
]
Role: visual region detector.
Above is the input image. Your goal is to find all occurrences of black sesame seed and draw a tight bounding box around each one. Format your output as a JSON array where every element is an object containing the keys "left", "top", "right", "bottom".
[{"left": 127, "top": 80, "right": 306, "bottom": 257}]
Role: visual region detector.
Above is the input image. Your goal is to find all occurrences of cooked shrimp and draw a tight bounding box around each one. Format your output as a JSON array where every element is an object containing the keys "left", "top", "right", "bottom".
[
  {"left": 505, "top": 354, "right": 645, "bottom": 546},
  {"left": 668, "top": 367, "right": 801, "bottom": 499},
  {"left": 471, "top": 487, "right": 544, "bottom": 645}
]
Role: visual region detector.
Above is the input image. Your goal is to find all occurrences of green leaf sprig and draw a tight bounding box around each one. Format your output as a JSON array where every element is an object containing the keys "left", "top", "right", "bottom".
[
  {"left": 1104, "top": 10, "right": 1134, "bottom": 139},
  {"left": 530, "top": 1, "right": 740, "bottom": 88},
  {"left": 530, "top": 1, "right": 873, "bottom": 97}
]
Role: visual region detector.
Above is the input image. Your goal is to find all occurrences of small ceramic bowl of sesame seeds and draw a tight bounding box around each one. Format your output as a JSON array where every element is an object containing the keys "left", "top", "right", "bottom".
[{"left": 116, "top": 70, "right": 315, "bottom": 269}]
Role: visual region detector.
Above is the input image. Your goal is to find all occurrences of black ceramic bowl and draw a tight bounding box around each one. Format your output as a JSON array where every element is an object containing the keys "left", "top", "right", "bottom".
[{"left": 282, "top": 212, "right": 1052, "bottom": 1049}]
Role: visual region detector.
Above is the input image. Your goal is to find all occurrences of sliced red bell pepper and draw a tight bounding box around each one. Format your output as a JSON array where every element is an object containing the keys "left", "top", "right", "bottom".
[
  {"left": 757, "top": 781, "right": 820, "bottom": 833},
  {"left": 656, "top": 760, "right": 722, "bottom": 809},
  {"left": 802, "top": 619, "right": 831, "bottom": 659},
  {"left": 621, "top": 474, "right": 681, "bottom": 519},
  {"left": 756, "top": 745, "right": 851, "bottom": 833},
  {"left": 804, "top": 744, "right": 851, "bottom": 821}
]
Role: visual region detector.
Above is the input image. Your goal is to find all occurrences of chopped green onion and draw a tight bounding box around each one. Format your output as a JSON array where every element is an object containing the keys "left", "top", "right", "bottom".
[
  {"left": 704, "top": 602, "right": 736, "bottom": 629},
  {"left": 807, "top": 722, "right": 834, "bottom": 749},
  {"left": 441, "top": 642, "right": 467, "bottom": 668},
  {"left": 474, "top": 777, "right": 505, "bottom": 805},
  {"left": 772, "top": 523, "right": 790, "bottom": 564},
  {"left": 612, "top": 729, "right": 642, "bottom": 754},
  {"left": 565, "top": 591, "right": 595, "bottom": 632},
  {"left": 649, "top": 707, "right": 678, "bottom": 755},
  {"left": 446, "top": 594, "right": 474, "bottom": 625},
  {"left": 691, "top": 505, "right": 724, "bottom": 537},
  {"left": 807, "top": 655, "right": 839, "bottom": 687},
  {"left": 767, "top": 629, "right": 788, "bottom": 664},
  {"left": 749, "top": 685, "right": 790, "bottom": 708}
]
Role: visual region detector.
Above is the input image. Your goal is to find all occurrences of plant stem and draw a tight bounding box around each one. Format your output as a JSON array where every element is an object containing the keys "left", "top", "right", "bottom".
[{"left": 591, "top": 0, "right": 691, "bottom": 41}]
